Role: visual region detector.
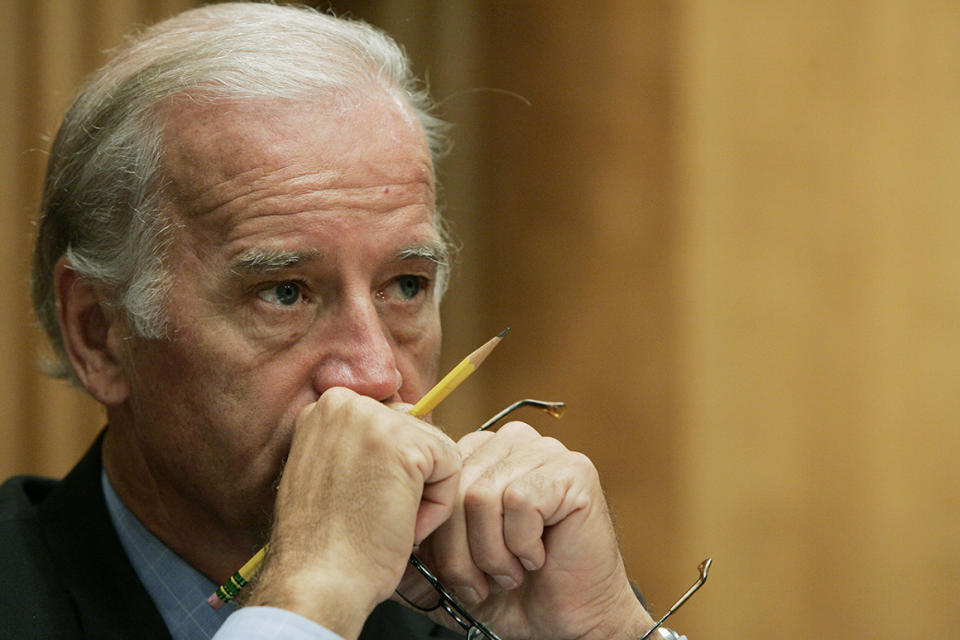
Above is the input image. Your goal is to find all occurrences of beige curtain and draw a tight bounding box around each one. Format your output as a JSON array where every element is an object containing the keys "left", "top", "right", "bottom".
[
  {"left": 3, "top": 1, "right": 959, "bottom": 637},
  {"left": 0, "top": 0, "right": 198, "bottom": 476}
]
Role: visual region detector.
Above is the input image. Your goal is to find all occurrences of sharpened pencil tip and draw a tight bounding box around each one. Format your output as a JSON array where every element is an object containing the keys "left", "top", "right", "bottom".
[{"left": 497, "top": 327, "right": 510, "bottom": 338}]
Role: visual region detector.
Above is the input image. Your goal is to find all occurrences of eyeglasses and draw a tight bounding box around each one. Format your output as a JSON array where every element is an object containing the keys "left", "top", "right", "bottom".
[
  {"left": 403, "top": 552, "right": 503, "bottom": 639},
  {"left": 397, "top": 399, "right": 566, "bottom": 639},
  {"left": 639, "top": 558, "right": 712, "bottom": 640}
]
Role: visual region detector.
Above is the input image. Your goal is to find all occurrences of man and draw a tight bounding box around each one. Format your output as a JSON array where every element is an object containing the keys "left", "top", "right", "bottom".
[{"left": 0, "top": 3, "right": 674, "bottom": 639}]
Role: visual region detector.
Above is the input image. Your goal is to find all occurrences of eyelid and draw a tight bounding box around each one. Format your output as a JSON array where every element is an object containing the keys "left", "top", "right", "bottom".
[
  {"left": 379, "top": 273, "right": 430, "bottom": 300},
  {"left": 394, "top": 272, "right": 431, "bottom": 286},
  {"left": 254, "top": 279, "right": 310, "bottom": 306},
  {"left": 393, "top": 261, "right": 439, "bottom": 284}
]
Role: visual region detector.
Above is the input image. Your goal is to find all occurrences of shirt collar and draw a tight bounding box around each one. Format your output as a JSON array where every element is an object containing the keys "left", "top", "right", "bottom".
[{"left": 101, "top": 470, "right": 237, "bottom": 639}]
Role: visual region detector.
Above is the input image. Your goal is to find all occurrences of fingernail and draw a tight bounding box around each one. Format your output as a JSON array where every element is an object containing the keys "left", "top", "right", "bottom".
[
  {"left": 454, "top": 586, "right": 482, "bottom": 605},
  {"left": 493, "top": 574, "right": 519, "bottom": 590},
  {"left": 520, "top": 557, "right": 538, "bottom": 571}
]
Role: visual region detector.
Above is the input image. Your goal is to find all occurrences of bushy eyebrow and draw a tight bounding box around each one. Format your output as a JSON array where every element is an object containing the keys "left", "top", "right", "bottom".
[
  {"left": 395, "top": 241, "right": 450, "bottom": 270},
  {"left": 229, "top": 248, "right": 323, "bottom": 276},
  {"left": 227, "top": 242, "right": 449, "bottom": 279}
]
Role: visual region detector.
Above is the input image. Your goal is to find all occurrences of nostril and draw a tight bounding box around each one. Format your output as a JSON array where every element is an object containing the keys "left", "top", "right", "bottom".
[
  {"left": 377, "top": 367, "right": 403, "bottom": 403},
  {"left": 310, "top": 348, "right": 403, "bottom": 403}
]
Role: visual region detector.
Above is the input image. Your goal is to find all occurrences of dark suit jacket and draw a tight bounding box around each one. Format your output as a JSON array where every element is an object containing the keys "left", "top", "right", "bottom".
[{"left": 0, "top": 434, "right": 461, "bottom": 639}]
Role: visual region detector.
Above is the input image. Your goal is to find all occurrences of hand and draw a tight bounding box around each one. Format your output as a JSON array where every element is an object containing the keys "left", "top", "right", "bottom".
[
  {"left": 400, "top": 421, "right": 654, "bottom": 640},
  {"left": 249, "top": 387, "right": 461, "bottom": 640}
]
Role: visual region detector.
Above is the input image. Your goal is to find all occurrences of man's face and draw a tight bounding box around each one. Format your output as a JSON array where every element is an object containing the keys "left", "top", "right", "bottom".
[{"left": 110, "top": 93, "right": 443, "bottom": 541}]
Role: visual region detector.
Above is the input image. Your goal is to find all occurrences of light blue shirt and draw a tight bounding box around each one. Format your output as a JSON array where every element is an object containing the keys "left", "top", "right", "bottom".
[{"left": 101, "top": 472, "right": 341, "bottom": 640}]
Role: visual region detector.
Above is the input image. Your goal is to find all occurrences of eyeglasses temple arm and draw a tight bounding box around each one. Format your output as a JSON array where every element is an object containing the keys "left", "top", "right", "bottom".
[{"left": 640, "top": 558, "right": 711, "bottom": 640}]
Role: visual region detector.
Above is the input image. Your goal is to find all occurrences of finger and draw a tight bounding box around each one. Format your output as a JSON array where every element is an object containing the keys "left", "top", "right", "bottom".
[
  {"left": 460, "top": 423, "right": 555, "bottom": 587},
  {"left": 386, "top": 400, "right": 415, "bottom": 413},
  {"left": 426, "top": 496, "right": 490, "bottom": 605},
  {"left": 428, "top": 422, "right": 544, "bottom": 599},
  {"left": 500, "top": 452, "right": 597, "bottom": 571},
  {"left": 396, "top": 414, "right": 463, "bottom": 543},
  {"left": 459, "top": 421, "right": 540, "bottom": 482},
  {"left": 463, "top": 471, "right": 527, "bottom": 589},
  {"left": 501, "top": 475, "right": 549, "bottom": 571},
  {"left": 457, "top": 429, "right": 494, "bottom": 459},
  {"left": 415, "top": 458, "right": 460, "bottom": 544}
]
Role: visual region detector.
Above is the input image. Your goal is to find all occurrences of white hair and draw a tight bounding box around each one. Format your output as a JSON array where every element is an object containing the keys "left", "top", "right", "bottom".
[{"left": 32, "top": 2, "right": 451, "bottom": 383}]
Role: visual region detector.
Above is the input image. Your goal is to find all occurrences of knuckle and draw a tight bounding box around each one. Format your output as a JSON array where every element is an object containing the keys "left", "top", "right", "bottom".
[
  {"left": 497, "top": 420, "right": 540, "bottom": 438},
  {"left": 539, "top": 436, "right": 568, "bottom": 453},
  {"left": 568, "top": 450, "right": 600, "bottom": 481},
  {"left": 433, "top": 552, "right": 474, "bottom": 580},
  {"left": 317, "top": 386, "right": 353, "bottom": 411},
  {"left": 502, "top": 477, "right": 544, "bottom": 511},
  {"left": 473, "top": 554, "right": 509, "bottom": 578},
  {"left": 463, "top": 477, "right": 500, "bottom": 512},
  {"left": 569, "top": 450, "right": 596, "bottom": 470},
  {"left": 296, "top": 400, "right": 318, "bottom": 423},
  {"left": 431, "top": 549, "right": 483, "bottom": 588},
  {"left": 458, "top": 430, "right": 493, "bottom": 450}
]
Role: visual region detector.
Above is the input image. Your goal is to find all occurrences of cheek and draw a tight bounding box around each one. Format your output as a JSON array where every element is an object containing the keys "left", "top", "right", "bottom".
[
  {"left": 398, "top": 312, "right": 442, "bottom": 390},
  {"left": 125, "top": 338, "right": 230, "bottom": 421},
  {"left": 125, "top": 333, "right": 307, "bottom": 476},
  {"left": 125, "top": 318, "right": 276, "bottom": 423}
]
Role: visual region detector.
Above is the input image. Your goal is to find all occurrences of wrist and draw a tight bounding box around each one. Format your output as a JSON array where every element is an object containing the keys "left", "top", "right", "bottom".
[
  {"left": 247, "top": 551, "right": 379, "bottom": 640},
  {"left": 578, "top": 585, "right": 656, "bottom": 640}
]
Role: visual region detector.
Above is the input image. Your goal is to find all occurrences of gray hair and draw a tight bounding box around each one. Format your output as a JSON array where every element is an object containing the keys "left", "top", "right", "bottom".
[{"left": 32, "top": 2, "right": 451, "bottom": 383}]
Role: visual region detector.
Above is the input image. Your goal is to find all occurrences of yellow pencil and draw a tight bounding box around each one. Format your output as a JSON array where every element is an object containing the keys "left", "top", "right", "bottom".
[
  {"left": 208, "top": 328, "right": 509, "bottom": 609},
  {"left": 407, "top": 327, "right": 508, "bottom": 419}
]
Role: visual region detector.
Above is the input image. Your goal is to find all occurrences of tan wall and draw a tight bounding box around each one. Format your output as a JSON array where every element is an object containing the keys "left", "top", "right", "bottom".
[
  {"left": 675, "top": 3, "right": 960, "bottom": 636},
  {"left": 2, "top": 1, "right": 958, "bottom": 637}
]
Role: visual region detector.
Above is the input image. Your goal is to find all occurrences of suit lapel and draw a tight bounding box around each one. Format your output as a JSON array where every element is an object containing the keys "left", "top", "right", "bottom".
[{"left": 37, "top": 431, "right": 172, "bottom": 640}]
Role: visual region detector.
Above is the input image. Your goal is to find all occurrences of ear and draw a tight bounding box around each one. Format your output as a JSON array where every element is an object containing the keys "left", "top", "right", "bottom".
[{"left": 55, "top": 256, "right": 131, "bottom": 405}]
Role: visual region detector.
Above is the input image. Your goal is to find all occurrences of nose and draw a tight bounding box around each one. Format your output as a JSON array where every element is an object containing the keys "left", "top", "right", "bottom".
[{"left": 310, "top": 295, "right": 403, "bottom": 403}]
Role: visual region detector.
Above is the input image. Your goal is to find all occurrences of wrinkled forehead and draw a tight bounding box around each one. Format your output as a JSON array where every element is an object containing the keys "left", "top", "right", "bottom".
[{"left": 154, "top": 91, "right": 435, "bottom": 219}]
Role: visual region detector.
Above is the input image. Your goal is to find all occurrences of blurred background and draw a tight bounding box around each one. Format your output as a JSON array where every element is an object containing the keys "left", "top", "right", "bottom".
[{"left": 2, "top": 1, "right": 959, "bottom": 637}]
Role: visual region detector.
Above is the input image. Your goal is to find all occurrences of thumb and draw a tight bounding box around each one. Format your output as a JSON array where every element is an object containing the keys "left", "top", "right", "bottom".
[{"left": 413, "top": 433, "right": 461, "bottom": 544}]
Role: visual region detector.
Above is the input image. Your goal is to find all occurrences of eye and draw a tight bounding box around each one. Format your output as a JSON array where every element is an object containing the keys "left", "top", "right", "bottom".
[
  {"left": 257, "top": 281, "right": 303, "bottom": 306},
  {"left": 396, "top": 275, "right": 423, "bottom": 299},
  {"left": 376, "top": 275, "right": 428, "bottom": 304}
]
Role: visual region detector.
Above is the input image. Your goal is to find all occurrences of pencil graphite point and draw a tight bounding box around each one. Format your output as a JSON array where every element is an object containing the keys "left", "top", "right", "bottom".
[{"left": 465, "top": 329, "right": 509, "bottom": 370}]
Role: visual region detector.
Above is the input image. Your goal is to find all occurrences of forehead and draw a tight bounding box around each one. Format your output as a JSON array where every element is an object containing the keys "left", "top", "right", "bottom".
[{"left": 156, "top": 91, "right": 435, "bottom": 226}]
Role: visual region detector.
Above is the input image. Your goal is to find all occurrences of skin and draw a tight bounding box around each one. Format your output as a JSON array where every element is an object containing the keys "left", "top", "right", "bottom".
[{"left": 55, "top": 89, "right": 654, "bottom": 640}]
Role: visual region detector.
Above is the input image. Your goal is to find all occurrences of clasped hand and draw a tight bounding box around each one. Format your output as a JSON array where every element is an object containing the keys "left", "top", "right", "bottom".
[{"left": 250, "top": 388, "right": 652, "bottom": 640}]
